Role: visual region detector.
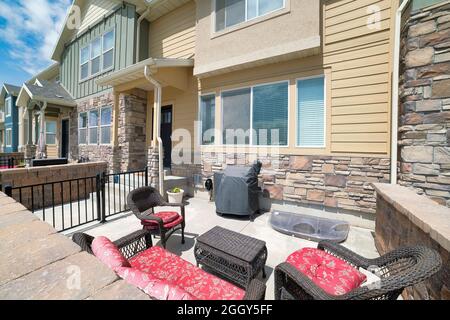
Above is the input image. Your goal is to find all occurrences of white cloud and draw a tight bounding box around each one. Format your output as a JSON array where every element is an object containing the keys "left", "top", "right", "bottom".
[{"left": 0, "top": 0, "right": 71, "bottom": 76}]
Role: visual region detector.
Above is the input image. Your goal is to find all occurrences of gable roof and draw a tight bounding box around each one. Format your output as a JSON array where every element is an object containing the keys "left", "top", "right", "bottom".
[
  {"left": 27, "top": 63, "right": 60, "bottom": 85},
  {"left": 0, "top": 84, "right": 21, "bottom": 107},
  {"left": 51, "top": 0, "right": 192, "bottom": 62},
  {"left": 16, "top": 81, "right": 76, "bottom": 108}
]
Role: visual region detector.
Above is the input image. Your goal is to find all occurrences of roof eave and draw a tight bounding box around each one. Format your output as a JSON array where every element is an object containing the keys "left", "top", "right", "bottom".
[{"left": 96, "top": 58, "right": 194, "bottom": 87}]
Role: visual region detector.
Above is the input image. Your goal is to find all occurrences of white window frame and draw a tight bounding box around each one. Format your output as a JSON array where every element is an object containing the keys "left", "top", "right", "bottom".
[
  {"left": 213, "top": 0, "right": 286, "bottom": 33},
  {"left": 198, "top": 93, "right": 217, "bottom": 146},
  {"left": 78, "top": 112, "right": 88, "bottom": 145},
  {"left": 5, "top": 128, "right": 12, "bottom": 147},
  {"left": 102, "top": 29, "right": 115, "bottom": 71},
  {"left": 5, "top": 97, "right": 11, "bottom": 117},
  {"left": 100, "top": 106, "right": 112, "bottom": 145},
  {"left": 90, "top": 36, "right": 102, "bottom": 77},
  {"left": 295, "top": 74, "right": 327, "bottom": 149},
  {"left": 45, "top": 120, "right": 57, "bottom": 146},
  {"left": 88, "top": 110, "right": 99, "bottom": 145},
  {"left": 220, "top": 80, "right": 290, "bottom": 147},
  {"left": 79, "top": 28, "right": 115, "bottom": 83}
]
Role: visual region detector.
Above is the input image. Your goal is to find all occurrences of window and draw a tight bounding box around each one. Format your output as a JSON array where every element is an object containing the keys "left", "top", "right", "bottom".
[
  {"left": 90, "top": 38, "right": 102, "bottom": 76},
  {"left": 79, "top": 113, "right": 88, "bottom": 144},
  {"left": 100, "top": 107, "right": 112, "bottom": 144},
  {"left": 215, "top": 0, "right": 285, "bottom": 32},
  {"left": 80, "top": 46, "right": 89, "bottom": 80},
  {"left": 221, "top": 81, "right": 289, "bottom": 146},
  {"left": 5, "top": 128, "right": 12, "bottom": 147},
  {"left": 297, "top": 76, "right": 325, "bottom": 147},
  {"left": 46, "top": 121, "right": 57, "bottom": 145},
  {"left": 199, "top": 95, "right": 216, "bottom": 145},
  {"left": 89, "top": 110, "right": 99, "bottom": 144},
  {"left": 253, "top": 82, "right": 288, "bottom": 146},
  {"left": 80, "top": 29, "right": 115, "bottom": 81},
  {"left": 5, "top": 97, "right": 11, "bottom": 117},
  {"left": 222, "top": 88, "right": 251, "bottom": 145},
  {"left": 103, "top": 30, "right": 115, "bottom": 70}
]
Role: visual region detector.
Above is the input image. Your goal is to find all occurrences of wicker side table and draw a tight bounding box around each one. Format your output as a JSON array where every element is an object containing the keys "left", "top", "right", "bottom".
[{"left": 194, "top": 226, "right": 268, "bottom": 288}]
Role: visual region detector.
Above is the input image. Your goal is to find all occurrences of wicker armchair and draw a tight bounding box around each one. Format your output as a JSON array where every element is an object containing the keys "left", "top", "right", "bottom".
[
  {"left": 127, "top": 186, "right": 185, "bottom": 248},
  {"left": 72, "top": 231, "right": 266, "bottom": 300},
  {"left": 275, "top": 241, "right": 442, "bottom": 300}
]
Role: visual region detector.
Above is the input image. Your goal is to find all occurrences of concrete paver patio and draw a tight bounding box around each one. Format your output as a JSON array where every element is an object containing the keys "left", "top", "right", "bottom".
[{"left": 76, "top": 197, "right": 379, "bottom": 300}]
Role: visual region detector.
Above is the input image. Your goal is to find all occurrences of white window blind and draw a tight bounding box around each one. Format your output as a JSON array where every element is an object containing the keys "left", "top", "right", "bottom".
[{"left": 297, "top": 76, "right": 325, "bottom": 147}]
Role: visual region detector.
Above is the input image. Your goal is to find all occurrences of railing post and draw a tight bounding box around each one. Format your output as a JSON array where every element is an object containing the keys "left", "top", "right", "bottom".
[
  {"left": 145, "top": 166, "right": 149, "bottom": 187},
  {"left": 5, "top": 185, "right": 12, "bottom": 198},
  {"left": 101, "top": 172, "right": 106, "bottom": 223},
  {"left": 96, "top": 174, "right": 103, "bottom": 222}
]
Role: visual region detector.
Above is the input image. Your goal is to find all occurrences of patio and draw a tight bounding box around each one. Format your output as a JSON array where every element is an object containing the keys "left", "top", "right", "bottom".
[{"left": 75, "top": 196, "right": 379, "bottom": 300}]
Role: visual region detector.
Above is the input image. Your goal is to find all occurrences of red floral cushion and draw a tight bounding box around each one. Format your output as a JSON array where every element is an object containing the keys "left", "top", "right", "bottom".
[
  {"left": 92, "top": 236, "right": 131, "bottom": 272},
  {"left": 116, "top": 267, "right": 195, "bottom": 300},
  {"left": 141, "top": 212, "right": 183, "bottom": 230},
  {"left": 286, "top": 248, "right": 367, "bottom": 296},
  {"left": 129, "top": 246, "right": 245, "bottom": 300}
]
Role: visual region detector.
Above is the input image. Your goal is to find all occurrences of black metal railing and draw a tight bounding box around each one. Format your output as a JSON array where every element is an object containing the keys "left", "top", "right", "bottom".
[
  {"left": 0, "top": 154, "right": 24, "bottom": 169},
  {"left": 3, "top": 167, "right": 149, "bottom": 233}
]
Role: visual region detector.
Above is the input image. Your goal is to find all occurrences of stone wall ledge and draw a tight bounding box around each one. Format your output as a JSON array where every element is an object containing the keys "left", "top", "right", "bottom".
[
  {"left": 0, "top": 161, "right": 108, "bottom": 175},
  {"left": 372, "top": 183, "right": 450, "bottom": 252}
]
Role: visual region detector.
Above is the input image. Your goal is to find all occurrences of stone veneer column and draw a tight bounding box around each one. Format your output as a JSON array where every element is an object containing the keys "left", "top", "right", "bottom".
[
  {"left": 399, "top": 2, "right": 450, "bottom": 207},
  {"left": 147, "top": 147, "right": 159, "bottom": 189},
  {"left": 117, "top": 89, "right": 148, "bottom": 172}
]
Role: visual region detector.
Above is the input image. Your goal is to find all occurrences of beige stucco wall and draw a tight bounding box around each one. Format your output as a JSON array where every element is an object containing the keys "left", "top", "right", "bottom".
[{"left": 194, "top": 0, "right": 321, "bottom": 77}]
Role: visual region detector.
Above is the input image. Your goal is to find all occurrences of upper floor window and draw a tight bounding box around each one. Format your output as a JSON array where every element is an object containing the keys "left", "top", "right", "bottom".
[
  {"left": 5, "top": 97, "right": 11, "bottom": 117},
  {"left": 80, "top": 29, "right": 115, "bottom": 82},
  {"left": 215, "top": 0, "right": 285, "bottom": 32}
]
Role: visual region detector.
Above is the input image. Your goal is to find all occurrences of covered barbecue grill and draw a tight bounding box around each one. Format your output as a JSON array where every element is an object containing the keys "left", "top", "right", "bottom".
[{"left": 214, "top": 161, "right": 270, "bottom": 217}]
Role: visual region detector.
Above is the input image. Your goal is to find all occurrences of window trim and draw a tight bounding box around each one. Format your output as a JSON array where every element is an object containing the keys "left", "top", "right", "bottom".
[
  {"left": 219, "top": 79, "right": 290, "bottom": 148},
  {"left": 295, "top": 74, "right": 327, "bottom": 149},
  {"left": 5, "top": 128, "right": 12, "bottom": 147},
  {"left": 5, "top": 97, "right": 11, "bottom": 117},
  {"left": 79, "top": 27, "right": 115, "bottom": 83},
  {"left": 213, "top": 0, "right": 287, "bottom": 34},
  {"left": 100, "top": 106, "right": 113, "bottom": 146},
  {"left": 78, "top": 112, "right": 88, "bottom": 145},
  {"left": 88, "top": 110, "right": 99, "bottom": 145},
  {"left": 198, "top": 93, "right": 217, "bottom": 146}
]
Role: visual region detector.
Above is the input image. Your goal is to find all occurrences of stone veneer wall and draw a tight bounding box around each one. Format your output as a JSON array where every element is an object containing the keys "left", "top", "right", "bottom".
[
  {"left": 70, "top": 91, "right": 118, "bottom": 172},
  {"left": 0, "top": 162, "right": 107, "bottom": 210},
  {"left": 202, "top": 152, "right": 390, "bottom": 214},
  {"left": 373, "top": 183, "right": 449, "bottom": 300},
  {"left": 399, "top": 1, "right": 450, "bottom": 207},
  {"left": 71, "top": 90, "right": 148, "bottom": 173}
]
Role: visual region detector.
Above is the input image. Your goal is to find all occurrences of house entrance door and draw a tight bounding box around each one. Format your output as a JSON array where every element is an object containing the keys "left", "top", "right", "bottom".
[{"left": 160, "top": 106, "right": 173, "bottom": 169}]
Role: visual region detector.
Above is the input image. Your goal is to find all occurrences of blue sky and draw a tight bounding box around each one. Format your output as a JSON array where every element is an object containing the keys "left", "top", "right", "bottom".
[{"left": 0, "top": 0, "right": 71, "bottom": 87}]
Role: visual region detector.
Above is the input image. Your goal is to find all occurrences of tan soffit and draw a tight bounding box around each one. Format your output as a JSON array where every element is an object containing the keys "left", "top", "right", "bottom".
[{"left": 95, "top": 57, "right": 194, "bottom": 87}]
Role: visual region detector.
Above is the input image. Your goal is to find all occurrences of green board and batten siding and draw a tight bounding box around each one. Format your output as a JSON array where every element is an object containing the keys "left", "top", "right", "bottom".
[{"left": 60, "top": 3, "right": 137, "bottom": 100}]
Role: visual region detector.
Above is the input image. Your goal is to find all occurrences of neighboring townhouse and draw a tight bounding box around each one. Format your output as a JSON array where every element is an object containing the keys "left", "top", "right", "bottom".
[
  {"left": 0, "top": 84, "right": 22, "bottom": 153},
  {"left": 12, "top": 0, "right": 448, "bottom": 213}
]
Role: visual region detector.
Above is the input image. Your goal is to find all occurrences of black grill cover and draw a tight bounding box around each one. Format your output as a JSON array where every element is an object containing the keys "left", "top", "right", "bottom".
[{"left": 214, "top": 161, "right": 263, "bottom": 216}]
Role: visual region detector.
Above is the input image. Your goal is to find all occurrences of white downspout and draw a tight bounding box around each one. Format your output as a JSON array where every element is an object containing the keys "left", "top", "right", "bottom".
[
  {"left": 136, "top": 4, "right": 151, "bottom": 63},
  {"left": 391, "top": 0, "right": 411, "bottom": 184},
  {"left": 144, "top": 65, "right": 164, "bottom": 194}
]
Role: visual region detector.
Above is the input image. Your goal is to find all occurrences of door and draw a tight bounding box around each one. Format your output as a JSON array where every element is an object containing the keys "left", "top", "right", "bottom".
[
  {"left": 161, "top": 106, "right": 173, "bottom": 169},
  {"left": 61, "top": 119, "right": 69, "bottom": 159}
]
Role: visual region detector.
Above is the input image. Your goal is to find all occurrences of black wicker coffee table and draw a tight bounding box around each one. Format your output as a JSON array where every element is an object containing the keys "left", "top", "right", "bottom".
[{"left": 194, "top": 226, "right": 267, "bottom": 288}]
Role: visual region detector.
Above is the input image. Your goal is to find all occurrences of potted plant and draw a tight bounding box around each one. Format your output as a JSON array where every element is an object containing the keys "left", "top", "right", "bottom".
[{"left": 167, "top": 187, "right": 184, "bottom": 204}]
